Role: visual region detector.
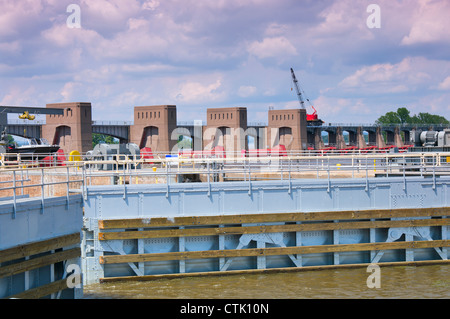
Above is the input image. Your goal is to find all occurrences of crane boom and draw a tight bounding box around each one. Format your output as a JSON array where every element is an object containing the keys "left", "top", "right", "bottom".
[
  {"left": 290, "top": 68, "right": 305, "bottom": 109},
  {"left": 289, "top": 67, "right": 323, "bottom": 126}
]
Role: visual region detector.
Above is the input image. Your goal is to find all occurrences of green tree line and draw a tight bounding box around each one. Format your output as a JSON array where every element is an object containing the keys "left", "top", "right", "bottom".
[{"left": 376, "top": 107, "right": 449, "bottom": 125}]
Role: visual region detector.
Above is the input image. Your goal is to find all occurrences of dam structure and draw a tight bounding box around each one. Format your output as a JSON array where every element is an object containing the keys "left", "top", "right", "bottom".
[
  {"left": 5, "top": 102, "right": 450, "bottom": 156},
  {"left": 80, "top": 153, "right": 449, "bottom": 284},
  {"left": 0, "top": 104, "right": 449, "bottom": 298}
]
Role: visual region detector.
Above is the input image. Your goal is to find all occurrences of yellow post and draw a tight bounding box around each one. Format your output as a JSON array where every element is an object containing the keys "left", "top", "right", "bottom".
[
  {"left": 69, "top": 150, "right": 81, "bottom": 161},
  {"left": 152, "top": 166, "right": 158, "bottom": 183},
  {"left": 69, "top": 150, "right": 81, "bottom": 170}
]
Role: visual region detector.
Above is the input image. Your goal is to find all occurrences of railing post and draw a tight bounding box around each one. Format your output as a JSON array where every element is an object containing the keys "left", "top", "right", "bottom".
[
  {"left": 166, "top": 158, "right": 169, "bottom": 198},
  {"left": 12, "top": 170, "right": 16, "bottom": 219},
  {"left": 41, "top": 167, "right": 45, "bottom": 214},
  {"left": 82, "top": 164, "right": 87, "bottom": 201},
  {"left": 351, "top": 156, "right": 354, "bottom": 178},
  {"left": 123, "top": 160, "right": 127, "bottom": 200},
  {"left": 66, "top": 165, "right": 70, "bottom": 208},
  {"left": 207, "top": 159, "right": 211, "bottom": 197},
  {"left": 433, "top": 154, "right": 436, "bottom": 190},
  {"left": 403, "top": 154, "right": 406, "bottom": 190},
  {"left": 288, "top": 157, "right": 292, "bottom": 194},
  {"left": 365, "top": 156, "right": 369, "bottom": 192},
  {"left": 316, "top": 157, "right": 319, "bottom": 179},
  {"left": 327, "top": 157, "right": 330, "bottom": 193},
  {"left": 248, "top": 159, "right": 252, "bottom": 196}
]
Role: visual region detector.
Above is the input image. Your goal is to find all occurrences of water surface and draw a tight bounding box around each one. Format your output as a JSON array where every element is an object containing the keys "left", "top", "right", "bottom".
[{"left": 83, "top": 264, "right": 450, "bottom": 299}]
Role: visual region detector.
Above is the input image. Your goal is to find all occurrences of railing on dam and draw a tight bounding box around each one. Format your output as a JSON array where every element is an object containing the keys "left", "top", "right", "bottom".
[
  {"left": 2, "top": 150, "right": 449, "bottom": 207},
  {"left": 0, "top": 163, "right": 84, "bottom": 219},
  {"left": 2, "top": 151, "right": 450, "bottom": 193},
  {"left": 2, "top": 151, "right": 450, "bottom": 231}
]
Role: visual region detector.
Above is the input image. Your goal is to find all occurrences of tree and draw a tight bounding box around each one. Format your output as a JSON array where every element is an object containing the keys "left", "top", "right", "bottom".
[
  {"left": 6, "top": 134, "right": 15, "bottom": 145},
  {"left": 376, "top": 107, "right": 448, "bottom": 125},
  {"left": 177, "top": 135, "right": 192, "bottom": 149},
  {"left": 376, "top": 107, "right": 411, "bottom": 124},
  {"left": 410, "top": 112, "right": 449, "bottom": 125},
  {"left": 92, "top": 133, "right": 119, "bottom": 149},
  {"left": 376, "top": 111, "right": 403, "bottom": 125},
  {"left": 396, "top": 107, "right": 411, "bottom": 124}
]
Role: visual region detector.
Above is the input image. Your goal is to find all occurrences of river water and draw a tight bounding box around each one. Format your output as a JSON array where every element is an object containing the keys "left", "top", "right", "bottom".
[{"left": 83, "top": 264, "right": 449, "bottom": 299}]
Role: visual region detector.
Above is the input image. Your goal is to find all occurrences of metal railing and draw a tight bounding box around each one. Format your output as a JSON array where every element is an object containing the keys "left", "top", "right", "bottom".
[
  {"left": 0, "top": 163, "right": 84, "bottom": 219},
  {"left": 92, "top": 120, "right": 133, "bottom": 126},
  {"left": 75, "top": 151, "right": 450, "bottom": 199},
  {"left": 2, "top": 151, "right": 450, "bottom": 213}
]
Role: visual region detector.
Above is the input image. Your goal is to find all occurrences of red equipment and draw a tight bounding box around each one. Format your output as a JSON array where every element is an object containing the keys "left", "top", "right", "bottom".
[{"left": 290, "top": 68, "right": 323, "bottom": 126}]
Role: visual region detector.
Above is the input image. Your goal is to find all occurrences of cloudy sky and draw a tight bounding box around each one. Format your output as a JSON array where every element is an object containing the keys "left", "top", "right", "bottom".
[{"left": 1, "top": 0, "right": 450, "bottom": 124}]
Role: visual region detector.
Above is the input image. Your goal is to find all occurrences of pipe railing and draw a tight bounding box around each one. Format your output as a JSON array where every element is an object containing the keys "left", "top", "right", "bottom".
[
  {"left": 0, "top": 146, "right": 421, "bottom": 168},
  {"left": 0, "top": 163, "right": 84, "bottom": 219},
  {"left": 1, "top": 151, "right": 450, "bottom": 215}
]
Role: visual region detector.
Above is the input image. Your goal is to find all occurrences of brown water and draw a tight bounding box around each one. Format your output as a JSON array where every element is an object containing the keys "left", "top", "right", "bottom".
[{"left": 83, "top": 264, "right": 450, "bottom": 299}]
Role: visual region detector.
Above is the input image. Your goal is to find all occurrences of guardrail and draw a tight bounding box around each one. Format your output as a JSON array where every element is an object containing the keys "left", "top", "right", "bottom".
[
  {"left": 0, "top": 163, "right": 84, "bottom": 218},
  {"left": 1, "top": 151, "right": 450, "bottom": 207}
]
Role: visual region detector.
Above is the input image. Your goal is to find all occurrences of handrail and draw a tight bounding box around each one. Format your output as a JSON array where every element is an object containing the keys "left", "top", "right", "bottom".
[
  {"left": 1, "top": 151, "right": 450, "bottom": 216},
  {"left": 0, "top": 163, "right": 84, "bottom": 219}
]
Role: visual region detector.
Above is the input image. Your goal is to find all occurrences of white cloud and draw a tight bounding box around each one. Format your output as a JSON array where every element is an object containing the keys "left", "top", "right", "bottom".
[
  {"left": 127, "top": 18, "right": 150, "bottom": 30},
  {"left": 339, "top": 57, "right": 433, "bottom": 93},
  {"left": 438, "top": 77, "right": 450, "bottom": 91},
  {"left": 0, "top": 0, "right": 43, "bottom": 37},
  {"left": 174, "top": 79, "right": 225, "bottom": 103},
  {"left": 264, "top": 23, "right": 289, "bottom": 37},
  {"left": 311, "top": 0, "right": 373, "bottom": 40},
  {"left": 401, "top": 0, "right": 450, "bottom": 45},
  {"left": 60, "top": 82, "right": 81, "bottom": 101},
  {"left": 310, "top": 96, "right": 372, "bottom": 123},
  {"left": 142, "top": 0, "right": 160, "bottom": 11},
  {"left": 114, "top": 91, "right": 144, "bottom": 108},
  {"left": 2, "top": 0, "right": 450, "bottom": 125},
  {"left": 237, "top": 85, "right": 257, "bottom": 98},
  {"left": 120, "top": 63, "right": 177, "bottom": 74},
  {"left": 79, "top": 0, "right": 142, "bottom": 32},
  {"left": 247, "top": 37, "right": 297, "bottom": 59},
  {"left": 0, "top": 40, "right": 21, "bottom": 54},
  {"left": 41, "top": 23, "right": 102, "bottom": 48},
  {"left": 41, "top": 19, "right": 169, "bottom": 62},
  {"left": 1, "top": 86, "right": 38, "bottom": 106}
]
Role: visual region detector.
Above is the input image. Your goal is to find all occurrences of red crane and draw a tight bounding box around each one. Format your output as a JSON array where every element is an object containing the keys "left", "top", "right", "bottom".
[{"left": 290, "top": 68, "right": 323, "bottom": 126}]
